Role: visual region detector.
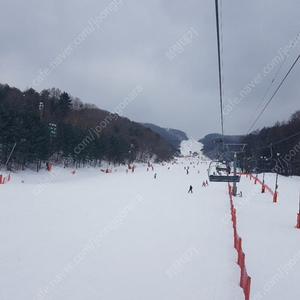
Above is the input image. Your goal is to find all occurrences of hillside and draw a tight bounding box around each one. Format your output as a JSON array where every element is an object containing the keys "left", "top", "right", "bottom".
[
  {"left": 198, "top": 110, "right": 300, "bottom": 176},
  {"left": 241, "top": 111, "right": 300, "bottom": 176},
  {"left": 140, "top": 123, "right": 188, "bottom": 152},
  {"left": 199, "top": 133, "right": 242, "bottom": 158},
  {"left": 0, "top": 84, "right": 172, "bottom": 171}
]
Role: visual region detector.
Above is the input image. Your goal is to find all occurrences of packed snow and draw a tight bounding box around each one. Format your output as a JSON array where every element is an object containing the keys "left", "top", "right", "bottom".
[
  {"left": 0, "top": 140, "right": 300, "bottom": 300},
  {"left": 232, "top": 173, "right": 300, "bottom": 300},
  {"left": 180, "top": 139, "right": 203, "bottom": 156}
]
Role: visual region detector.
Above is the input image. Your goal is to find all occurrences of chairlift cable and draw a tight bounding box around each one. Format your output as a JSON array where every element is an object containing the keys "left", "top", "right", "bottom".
[
  {"left": 214, "top": 0, "right": 225, "bottom": 137},
  {"left": 245, "top": 130, "right": 300, "bottom": 152},
  {"left": 242, "top": 30, "right": 300, "bottom": 136},
  {"left": 245, "top": 53, "right": 300, "bottom": 135}
]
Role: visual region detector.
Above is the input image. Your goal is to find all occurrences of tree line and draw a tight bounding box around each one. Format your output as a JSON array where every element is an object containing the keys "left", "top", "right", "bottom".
[
  {"left": 241, "top": 110, "right": 300, "bottom": 176},
  {"left": 0, "top": 84, "right": 171, "bottom": 172},
  {"left": 200, "top": 111, "right": 300, "bottom": 176}
]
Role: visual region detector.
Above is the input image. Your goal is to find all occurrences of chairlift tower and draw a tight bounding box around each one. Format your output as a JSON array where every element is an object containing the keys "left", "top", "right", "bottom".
[{"left": 224, "top": 143, "right": 246, "bottom": 196}]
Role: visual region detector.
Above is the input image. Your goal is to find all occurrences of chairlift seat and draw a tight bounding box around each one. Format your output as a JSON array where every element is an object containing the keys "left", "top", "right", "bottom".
[
  {"left": 209, "top": 175, "right": 240, "bottom": 183},
  {"left": 208, "top": 160, "right": 241, "bottom": 183},
  {"left": 218, "top": 167, "right": 228, "bottom": 172}
]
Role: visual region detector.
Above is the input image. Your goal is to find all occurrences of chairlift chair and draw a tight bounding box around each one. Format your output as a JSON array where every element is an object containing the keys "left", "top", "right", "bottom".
[{"left": 208, "top": 161, "right": 241, "bottom": 183}]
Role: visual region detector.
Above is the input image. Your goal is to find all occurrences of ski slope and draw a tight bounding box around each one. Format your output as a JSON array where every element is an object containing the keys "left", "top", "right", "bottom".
[
  {"left": 232, "top": 173, "right": 300, "bottom": 300},
  {"left": 180, "top": 139, "right": 203, "bottom": 156},
  {"left": 1, "top": 140, "right": 300, "bottom": 300}
]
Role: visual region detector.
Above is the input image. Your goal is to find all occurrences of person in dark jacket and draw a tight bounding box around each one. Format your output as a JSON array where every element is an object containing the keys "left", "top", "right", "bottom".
[
  {"left": 226, "top": 165, "right": 231, "bottom": 174},
  {"left": 188, "top": 185, "right": 193, "bottom": 193}
]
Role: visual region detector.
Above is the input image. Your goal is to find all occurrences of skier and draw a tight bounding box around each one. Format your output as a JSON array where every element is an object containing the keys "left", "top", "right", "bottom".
[
  {"left": 154, "top": 173, "right": 157, "bottom": 179},
  {"left": 202, "top": 181, "right": 206, "bottom": 187},
  {"left": 206, "top": 180, "right": 209, "bottom": 186},
  {"left": 226, "top": 165, "right": 231, "bottom": 174},
  {"left": 188, "top": 185, "right": 193, "bottom": 193},
  {"left": 216, "top": 165, "right": 221, "bottom": 175}
]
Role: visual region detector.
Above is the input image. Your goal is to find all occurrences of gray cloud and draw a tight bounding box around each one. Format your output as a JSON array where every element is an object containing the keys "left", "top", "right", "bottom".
[{"left": 1, "top": 0, "right": 300, "bottom": 139}]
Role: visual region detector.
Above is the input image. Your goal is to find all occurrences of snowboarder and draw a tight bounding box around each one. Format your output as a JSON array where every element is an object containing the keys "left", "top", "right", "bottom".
[{"left": 188, "top": 185, "right": 193, "bottom": 193}]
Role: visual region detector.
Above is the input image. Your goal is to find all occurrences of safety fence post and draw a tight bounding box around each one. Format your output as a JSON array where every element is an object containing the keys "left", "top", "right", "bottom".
[
  {"left": 273, "top": 192, "right": 278, "bottom": 203},
  {"left": 296, "top": 214, "right": 300, "bottom": 229}
]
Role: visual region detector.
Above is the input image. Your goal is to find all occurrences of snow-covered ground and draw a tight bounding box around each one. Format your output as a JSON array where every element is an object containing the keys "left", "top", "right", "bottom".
[
  {"left": 232, "top": 173, "right": 300, "bottom": 300},
  {"left": 1, "top": 140, "right": 300, "bottom": 300},
  {"left": 180, "top": 138, "right": 203, "bottom": 157}
]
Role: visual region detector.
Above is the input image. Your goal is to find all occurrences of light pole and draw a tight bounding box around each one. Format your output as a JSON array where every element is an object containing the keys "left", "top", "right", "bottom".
[
  {"left": 273, "top": 153, "right": 280, "bottom": 202},
  {"left": 232, "top": 153, "right": 238, "bottom": 196},
  {"left": 129, "top": 144, "right": 134, "bottom": 164},
  {"left": 260, "top": 156, "right": 267, "bottom": 193},
  {"left": 39, "top": 102, "right": 44, "bottom": 119}
]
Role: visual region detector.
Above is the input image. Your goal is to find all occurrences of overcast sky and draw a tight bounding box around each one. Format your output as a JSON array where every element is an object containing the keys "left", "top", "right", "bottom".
[{"left": 1, "top": 0, "right": 300, "bottom": 139}]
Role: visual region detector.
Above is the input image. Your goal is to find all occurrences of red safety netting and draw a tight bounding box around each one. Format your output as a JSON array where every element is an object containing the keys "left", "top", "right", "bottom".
[
  {"left": 0, "top": 174, "right": 11, "bottom": 184},
  {"left": 249, "top": 174, "right": 274, "bottom": 196},
  {"left": 228, "top": 184, "right": 251, "bottom": 300}
]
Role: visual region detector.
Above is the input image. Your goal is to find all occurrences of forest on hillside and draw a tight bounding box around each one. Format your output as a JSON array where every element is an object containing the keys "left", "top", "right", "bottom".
[
  {"left": 200, "top": 111, "right": 300, "bottom": 176},
  {"left": 240, "top": 110, "right": 300, "bottom": 176},
  {"left": 0, "top": 84, "right": 172, "bottom": 172}
]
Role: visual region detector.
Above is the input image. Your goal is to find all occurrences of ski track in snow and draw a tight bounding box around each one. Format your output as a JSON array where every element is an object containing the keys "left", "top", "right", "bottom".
[{"left": 0, "top": 141, "right": 299, "bottom": 300}]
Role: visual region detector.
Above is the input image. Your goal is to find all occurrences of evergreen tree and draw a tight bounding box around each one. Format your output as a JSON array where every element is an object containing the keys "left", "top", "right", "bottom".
[{"left": 58, "top": 92, "right": 72, "bottom": 119}]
